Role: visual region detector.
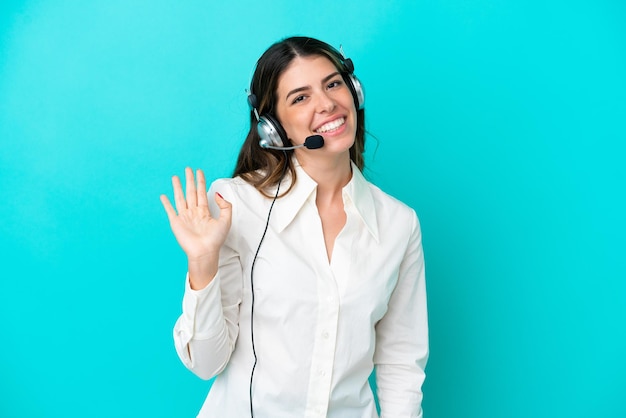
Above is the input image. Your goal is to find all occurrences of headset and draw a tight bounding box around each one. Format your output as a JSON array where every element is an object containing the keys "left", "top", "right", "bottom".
[{"left": 247, "top": 51, "right": 365, "bottom": 150}]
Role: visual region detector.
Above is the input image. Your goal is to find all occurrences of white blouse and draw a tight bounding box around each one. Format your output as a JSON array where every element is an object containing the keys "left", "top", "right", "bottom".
[{"left": 173, "top": 160, "right": 428, "bottom": 417}]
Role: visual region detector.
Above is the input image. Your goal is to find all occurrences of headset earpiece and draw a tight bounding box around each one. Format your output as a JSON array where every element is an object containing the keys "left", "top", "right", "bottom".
[
  {"left": 339, "top": 48, "right": 364, "bottom": 110},
  {"left": 343, "top": 57, "right": 355, "bottom": 74},
  {"left": 247, "top": 91, "right": 289, "bottom": 148},
  {"left": 257, "top": 114, "right": 289, "bottom": 148},
  {"left": 345, "top": 72, "right": 365, "bottom": 110}
]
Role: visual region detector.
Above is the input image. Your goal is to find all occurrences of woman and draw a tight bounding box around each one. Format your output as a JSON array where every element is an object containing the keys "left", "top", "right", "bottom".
[{"left": 161, "top": 36, "right": 428, "bottom": 418}]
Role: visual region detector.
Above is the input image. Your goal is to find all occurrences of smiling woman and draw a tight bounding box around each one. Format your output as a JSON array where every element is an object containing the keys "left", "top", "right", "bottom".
[{"left": 160, "top": 36, "right": 428, "bottom": 418}]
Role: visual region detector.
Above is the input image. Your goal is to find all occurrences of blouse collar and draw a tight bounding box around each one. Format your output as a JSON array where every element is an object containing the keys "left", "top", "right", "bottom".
[{"left": 271, "top": 159, "right": 380, "bottom": 243}]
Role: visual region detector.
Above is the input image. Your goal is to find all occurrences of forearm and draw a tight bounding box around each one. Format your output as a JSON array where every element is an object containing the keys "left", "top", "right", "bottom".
[
  {"left": 187, "top": 252, "right": 220, "bottom": 290},
  {"left": 176, "top": 317, "right": 234, "bottom": 380},
  {"left": 376, "top": 362, "right": 426, "bottom": 417},
  {"left": 173, "top": 273, "right": 239, "bottom": 380}
]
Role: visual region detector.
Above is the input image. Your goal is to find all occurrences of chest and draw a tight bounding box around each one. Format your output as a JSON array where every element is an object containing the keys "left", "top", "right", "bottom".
[
  {"left": 317, "top": 202, "right": 347, "bottom": 263},
  {"left": 239, "top": 200, "right": 403, "bottom": 322}
]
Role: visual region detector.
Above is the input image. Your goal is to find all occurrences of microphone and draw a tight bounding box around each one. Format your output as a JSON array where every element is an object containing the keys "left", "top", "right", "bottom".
[{"left": 260, "top": 135, "right": 324, "bottom": 150}]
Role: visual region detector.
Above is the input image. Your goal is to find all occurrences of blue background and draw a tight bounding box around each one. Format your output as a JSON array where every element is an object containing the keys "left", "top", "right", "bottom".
[{"left": 1, "top": 1, "right": 624, "bottom": 417}]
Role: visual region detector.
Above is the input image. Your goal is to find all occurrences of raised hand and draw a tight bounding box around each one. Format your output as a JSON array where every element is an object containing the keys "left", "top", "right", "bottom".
[{"left": 160, "top": 167, "right": 232, "bottom": 289}]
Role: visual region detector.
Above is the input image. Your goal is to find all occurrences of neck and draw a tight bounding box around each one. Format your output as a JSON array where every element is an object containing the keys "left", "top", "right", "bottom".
[{"left": 294, "top": 151, "right": 352, "bottom": 198}]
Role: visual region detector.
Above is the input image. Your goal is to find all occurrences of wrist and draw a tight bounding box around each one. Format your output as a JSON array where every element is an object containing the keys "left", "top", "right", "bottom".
[{"left": 187, "top": 253, "right": 219, "bottom": 290}]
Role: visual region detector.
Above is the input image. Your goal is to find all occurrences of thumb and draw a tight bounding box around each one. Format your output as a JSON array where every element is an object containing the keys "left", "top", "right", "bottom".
[{"left": 214, "top": 192, "right": 232, "bottom": 224}]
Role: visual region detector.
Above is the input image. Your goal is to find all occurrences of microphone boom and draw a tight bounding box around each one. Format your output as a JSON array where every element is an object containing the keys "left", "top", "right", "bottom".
[{"left": 260, "top": 135, "right": 324, "bottom": 150}]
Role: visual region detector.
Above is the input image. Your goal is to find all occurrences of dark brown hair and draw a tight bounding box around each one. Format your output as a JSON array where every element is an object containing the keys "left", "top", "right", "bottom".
[{"left": 233, "top": 36, "right": 366, "bottom": 197}]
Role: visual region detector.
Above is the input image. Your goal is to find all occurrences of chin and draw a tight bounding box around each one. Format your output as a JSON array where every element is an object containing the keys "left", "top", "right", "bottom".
[{"left": 322, "top": 136, "right": 355, "bottom": 154}]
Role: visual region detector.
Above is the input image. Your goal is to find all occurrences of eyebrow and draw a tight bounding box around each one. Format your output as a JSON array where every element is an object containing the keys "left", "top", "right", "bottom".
[{"left": 285, "top": 71, "right": 341, "bottom": 102}]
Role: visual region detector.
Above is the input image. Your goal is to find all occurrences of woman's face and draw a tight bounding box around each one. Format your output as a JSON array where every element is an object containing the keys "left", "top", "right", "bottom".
[{"left": 274, "top": 55, "right": 357, "bottom": 155}]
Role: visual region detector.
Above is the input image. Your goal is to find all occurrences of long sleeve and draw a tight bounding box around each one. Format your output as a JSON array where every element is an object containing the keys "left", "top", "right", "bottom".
[
  {"left": 172, "top": 180, "right": 243, "bottom": 380},
  {"left": 374, "top": 211, "right": 429, "bottom": 417}
]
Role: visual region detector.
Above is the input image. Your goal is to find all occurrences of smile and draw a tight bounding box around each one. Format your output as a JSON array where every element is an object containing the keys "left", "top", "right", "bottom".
[{"left": 315, "top": 117, "right": 345, "bottom": 134}]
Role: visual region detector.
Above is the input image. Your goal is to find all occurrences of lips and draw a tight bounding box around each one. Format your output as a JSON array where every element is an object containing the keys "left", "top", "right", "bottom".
[{"left": 314, "top": 117, "right": 345, "bottom": 134}]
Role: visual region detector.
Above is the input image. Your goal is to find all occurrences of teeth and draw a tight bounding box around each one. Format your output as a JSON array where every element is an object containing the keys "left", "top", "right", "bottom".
[{"left": 315, "top": 117, "right": 345, "bottom": 133}]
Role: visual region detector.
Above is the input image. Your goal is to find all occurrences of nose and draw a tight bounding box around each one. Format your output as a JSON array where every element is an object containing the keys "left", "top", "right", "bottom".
[{"left": 315, "top": 91, "right": 336, "bottom": 113}]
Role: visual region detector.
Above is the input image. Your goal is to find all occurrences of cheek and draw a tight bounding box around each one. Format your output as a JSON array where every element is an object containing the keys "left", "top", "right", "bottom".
[
  {"left": 274, "top": 108, "right": 291, "bottom": 136},
  {"left": 337, "top": 91, "right": 357, "bottom": 116},
  {"left": 281, "top": 110, "right": 309, "bottom": 134}
]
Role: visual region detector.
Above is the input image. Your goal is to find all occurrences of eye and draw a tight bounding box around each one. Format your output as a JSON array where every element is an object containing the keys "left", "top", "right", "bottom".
[
  {"left": 327, "top": 79, "right": 343, "bottom": 89},
  {"left": 292, "top": 95, "right": 306, "bottom": 105}
]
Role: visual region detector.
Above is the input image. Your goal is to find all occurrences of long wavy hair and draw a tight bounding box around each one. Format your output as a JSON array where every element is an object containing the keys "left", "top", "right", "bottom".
[{"left": 233, "top": 36, "right": 366, "bottom": 197}]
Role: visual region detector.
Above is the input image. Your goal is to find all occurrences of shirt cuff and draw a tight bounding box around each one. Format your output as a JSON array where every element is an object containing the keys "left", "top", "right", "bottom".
[{"left": 180, "top": 272, "right": 224, "bottom": 340}]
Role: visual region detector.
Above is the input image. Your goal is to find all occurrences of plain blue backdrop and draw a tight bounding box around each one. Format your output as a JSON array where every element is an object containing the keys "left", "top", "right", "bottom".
[{"left": 1, "top": 1, "right": 624, "bottom": 417}]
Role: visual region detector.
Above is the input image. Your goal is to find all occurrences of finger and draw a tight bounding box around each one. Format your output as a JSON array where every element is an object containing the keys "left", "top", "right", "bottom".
[
  {"left": 172, "top": 175, "right": 187, "bottom": 212},
  {"left": 196, "top": 169, "right": 209, "bottom": 207},
  {"left": 185, "top": 167, "right": 198, "bottom": 207},
  {"left": 160, "top": 194, "right": 177, "bottom": 221},
  {"left": 214, "top": 192, "right": 233, "bottom": 226}
]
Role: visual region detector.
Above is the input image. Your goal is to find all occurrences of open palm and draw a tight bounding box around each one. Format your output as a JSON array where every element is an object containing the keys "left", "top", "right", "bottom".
[{"left": 160, "top": 167, "right": 232, "bottom": 262}]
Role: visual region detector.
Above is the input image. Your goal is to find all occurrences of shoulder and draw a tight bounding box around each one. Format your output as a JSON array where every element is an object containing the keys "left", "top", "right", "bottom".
[
  {"left": 208, "top": 176, "right": 259, "bottom": 201},
  {"left": 374, "top": 183, "right": 419, "bottom": 225},
  {"left": 207, "top": 176, "right": 276, "bottom": 223},
  {"left": 206, "top": 176, "right": 270, "bottom": 243},
  {"left": 354, "top": 170, "right": 418, "bottom": 224},
  {"left": 206, "top": 176, "right": 260, "bottom": 216},
  {"left": 355, "top": 175, "right": 422, "bottom": 247},
  {"left": 369, "top": 182, "right": 414, "bottom": 213}
]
